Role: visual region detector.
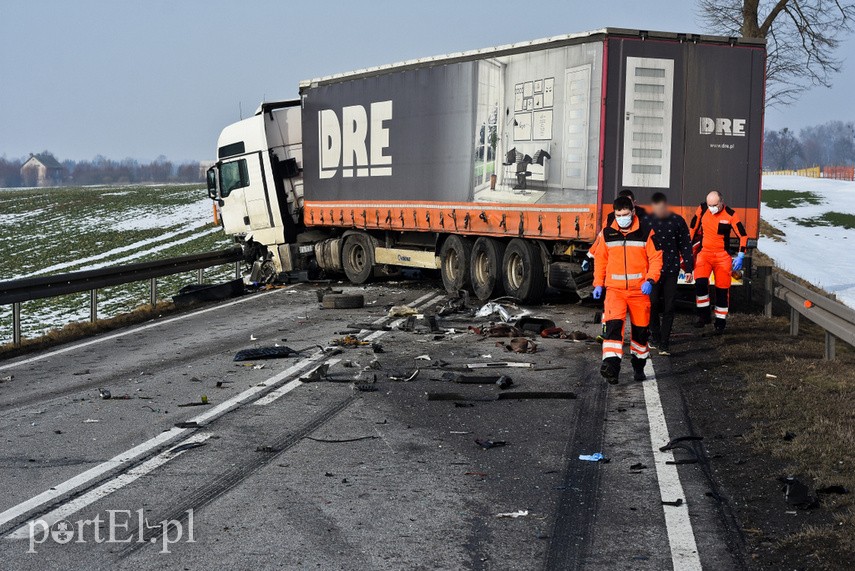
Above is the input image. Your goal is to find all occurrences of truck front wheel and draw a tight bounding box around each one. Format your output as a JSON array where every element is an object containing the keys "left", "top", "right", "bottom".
[
  {"left": 342, "top": 233, "right": 374, "bottom": 284},
  {"left": 439, "top": 235, "right": 473, "bottom": 294},
  {"left": 470, "top": 237, "right": 506, "bottom": 301},
  {"left": 501, "top": 239, "right": 546, "bottom": 304}
]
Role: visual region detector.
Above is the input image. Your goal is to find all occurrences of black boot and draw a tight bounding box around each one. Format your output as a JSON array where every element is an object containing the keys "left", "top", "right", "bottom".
[
  {"left": 600, "top": 358, "right": 620, "bottom": 385},
  {"left": 631, "top": 356, "right": 647, "bottom": 382}
]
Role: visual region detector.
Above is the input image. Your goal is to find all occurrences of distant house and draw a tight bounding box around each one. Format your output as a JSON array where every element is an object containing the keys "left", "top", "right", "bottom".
[{"left": 20, "top": 153, "right": 64, "bottom": 187}]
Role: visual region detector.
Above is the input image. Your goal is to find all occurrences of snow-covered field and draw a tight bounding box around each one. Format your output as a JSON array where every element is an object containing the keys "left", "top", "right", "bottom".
[
  {"left": 760, "top": 175, "right": 855, "bottom": 308},
  {"left": 0, "top": 185, "right": 233, "bottom": 343}
]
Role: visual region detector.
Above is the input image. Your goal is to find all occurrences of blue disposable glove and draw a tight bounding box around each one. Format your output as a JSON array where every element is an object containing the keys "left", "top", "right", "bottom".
[
  {"left": 581, "top": 259, "right": 592, "bottom": 272},
  {"left": 592, "top": 286, "right": 603, "bottom": 300},
  {"left": 732, "top": 252, "right": 745, "bottom": 271},
  {"left": 641, "top": 280, "right": 653, "bottom": 295}
]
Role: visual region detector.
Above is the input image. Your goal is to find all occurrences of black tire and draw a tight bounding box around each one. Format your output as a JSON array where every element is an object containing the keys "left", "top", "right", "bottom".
[
  {"left": 501, "top": 238, "right": 546, "bottom": 304},
  {"left": 470, "top": 237, "right": 507, "bottom": 301},
  {"left": 342, "top": 233, "right": 374, "bottom": 284},
  {"left": 439, "top": 235, "right": 474, "bottom": 294},
  {"left": 321, "top": 294, "right": 365, "bottom": 309}
]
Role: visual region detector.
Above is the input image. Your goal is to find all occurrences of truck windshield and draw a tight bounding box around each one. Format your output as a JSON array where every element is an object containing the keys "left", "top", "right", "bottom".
[{"left": 220, "top": 159, "right": 249, "bottom": 197}]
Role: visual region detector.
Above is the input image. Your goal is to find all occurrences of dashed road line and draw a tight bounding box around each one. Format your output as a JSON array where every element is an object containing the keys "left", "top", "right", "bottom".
[
  {"left": 643, "top": 358, "right": 702, "bottom": 570},
  {"left": 6, "top": 432, "right": 213, "bottom": 540}
]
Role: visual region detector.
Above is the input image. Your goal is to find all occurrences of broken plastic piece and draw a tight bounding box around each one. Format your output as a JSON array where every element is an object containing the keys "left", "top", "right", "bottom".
[
  {"left": 475, "top": 439, "right": 507, "bottom": 449},
  {"left": 98, "top": 388, "right": 111, "bottom": 400},
  {"left": 495, "top": 510, "right": 528, "bottom": 518},
  {"left": 579, "top": 453, "right": 608, "bottom": 462},
  {"left": 662, "top": 499, "right": 683, "bottom": 507},
  {"left": 466, "top": 362, "right": 533, "bottom": 369},
  {"left": 475, "top": 302, "right": 513, "bottom": 322},
  {"left": 778, "top": 476, "right": 818, "bottom": 509},
  {"left": 388, "top": 305, "right": 418, "bottom": 317}
]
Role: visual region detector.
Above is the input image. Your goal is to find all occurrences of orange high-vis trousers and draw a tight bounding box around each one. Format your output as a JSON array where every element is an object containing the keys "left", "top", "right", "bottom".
[
  {"left": 694, "top": 249, "right": 733, "bottom": 328},
  {"left": 601, "top": 287, "right": 651, "bottom": 362}
]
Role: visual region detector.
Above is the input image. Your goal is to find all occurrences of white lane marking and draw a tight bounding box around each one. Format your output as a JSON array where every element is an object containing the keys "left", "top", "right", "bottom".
[
  {"left": 0, "top": 345, "right": 326, "bottom": 530},
  {"left": 0, "top": 288, "right": 444, "bottom": 529},
  {"left": 6, "top": 432, "right": 213, "bottom": 540},
  {"left": 642, "top": 359, "right": 703, "bottom": 571},
  {"left": 0, "top": 427, "right": 188, "bottom": 529},
  {"left": 0, "top": 286, "right": 295, "bottom": 372}
]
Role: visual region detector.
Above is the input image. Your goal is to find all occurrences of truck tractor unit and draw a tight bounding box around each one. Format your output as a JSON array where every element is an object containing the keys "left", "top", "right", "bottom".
[{"left": 207, "top": 28, "right": 765, "bottom": 303}]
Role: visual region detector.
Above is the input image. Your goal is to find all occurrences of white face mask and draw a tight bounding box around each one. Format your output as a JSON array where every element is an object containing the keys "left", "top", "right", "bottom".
[
  {"left": 708, "top": 205, "right": 720, "bottom": 215},
  {"left": 616, "top": 214, "right": 633, "bottom": 229}
]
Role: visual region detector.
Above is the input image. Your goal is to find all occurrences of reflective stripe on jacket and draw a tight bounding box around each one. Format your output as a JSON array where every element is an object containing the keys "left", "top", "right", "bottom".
[{"left": 593, "top": 216, "right": 663, "bottom": 290}]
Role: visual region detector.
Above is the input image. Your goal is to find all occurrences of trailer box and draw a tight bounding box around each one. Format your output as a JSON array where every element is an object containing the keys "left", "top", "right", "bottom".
[{"left": 299, "top": 28, "right": 765, "bottom": 241}]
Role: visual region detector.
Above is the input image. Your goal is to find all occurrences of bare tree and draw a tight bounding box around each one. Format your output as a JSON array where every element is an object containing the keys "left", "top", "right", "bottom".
[{"left": 699, "top": 0, "right": 855, "bottom": 105}]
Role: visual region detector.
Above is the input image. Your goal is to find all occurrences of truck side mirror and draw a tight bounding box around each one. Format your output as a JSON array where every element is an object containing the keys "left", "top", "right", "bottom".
[{"left": 206, "top": 167, "right": 218, "bottom": 199}]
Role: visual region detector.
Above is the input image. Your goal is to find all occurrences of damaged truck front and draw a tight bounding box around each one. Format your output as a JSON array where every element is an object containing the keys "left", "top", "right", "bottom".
[{"left": 207, "top": 28, "right": 766, "bottom": 302}]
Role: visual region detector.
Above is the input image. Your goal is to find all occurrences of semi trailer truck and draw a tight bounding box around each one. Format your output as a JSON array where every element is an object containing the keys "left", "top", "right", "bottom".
[{"left": 206, "top": 28, "right": 766, "bottom": 303}]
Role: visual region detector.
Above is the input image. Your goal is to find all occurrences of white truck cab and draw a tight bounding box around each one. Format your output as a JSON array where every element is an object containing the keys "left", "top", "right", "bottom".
[{"left": 206, "top": 100, "right": 305, "bottom": 279}]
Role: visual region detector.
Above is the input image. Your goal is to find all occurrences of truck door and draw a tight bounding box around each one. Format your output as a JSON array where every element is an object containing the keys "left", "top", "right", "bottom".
[{"left": 218, "top": 153, "right": 275, "bottom": 235}]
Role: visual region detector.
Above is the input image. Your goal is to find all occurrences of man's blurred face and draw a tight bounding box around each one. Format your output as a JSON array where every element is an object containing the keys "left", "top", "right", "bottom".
[{"left": 651, "top": 200, "right": 669, "bottom": 219}]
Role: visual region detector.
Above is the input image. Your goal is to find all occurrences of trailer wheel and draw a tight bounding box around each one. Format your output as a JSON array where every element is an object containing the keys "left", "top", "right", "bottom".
[
  {"left": 501, "top": 239, "right": 546, "bottom": 304},
  {"left": 470, "top": 237, "right": 506, "bottom": 301},
  {"left": 439, "top": 235, "right": 473, "bottom": 294},
  {"left": 342, "top": 233, "right": 374, "bottom": 284}
]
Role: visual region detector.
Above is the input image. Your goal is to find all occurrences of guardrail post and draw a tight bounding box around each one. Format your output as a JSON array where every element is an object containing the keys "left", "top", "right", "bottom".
[
  {"left": 149, "top": 278, "right": 157, "bottom": 306},
  {"left": 12, "top": 302, "right": 22, "bottom": 347},
  {"left": 759, "top": 266, "right": 773, "bottom": 317},
  {"left": 789, "top": 307, "right": 800, "bottom": 337},
  {"left": 90, "top": 289, "right": 97, "bottom": 323},
  {"left": 235, "top": 261, "right": 241, "bottom": 280},
  {"left": 825, "top": 332, "right": 837, "bottom": 360},
  {"left": 197, "top": 268, "right": 204, "bottom": 285}
]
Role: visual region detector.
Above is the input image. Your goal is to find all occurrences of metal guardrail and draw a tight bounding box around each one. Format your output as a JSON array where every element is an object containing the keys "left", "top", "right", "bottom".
[
  {"left": 1, "top": 248, "right": 243, "bottom": 347},
  {"left": 759, "top": 266, "right": 855, "bottom": 360}
]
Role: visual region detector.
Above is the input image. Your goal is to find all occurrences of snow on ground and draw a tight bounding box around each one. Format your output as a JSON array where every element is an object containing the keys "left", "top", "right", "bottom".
[{"left": 760, "top": 175, "right": 855, "bottom": 308}]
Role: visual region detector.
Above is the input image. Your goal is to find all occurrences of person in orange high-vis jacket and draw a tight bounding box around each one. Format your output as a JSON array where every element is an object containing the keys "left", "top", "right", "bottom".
[
  {"left": 592, "top": 196, "right": 663, "bottom": 384},
  {"left": 689, "top": 191, "right": 748, "bottom": 333}
]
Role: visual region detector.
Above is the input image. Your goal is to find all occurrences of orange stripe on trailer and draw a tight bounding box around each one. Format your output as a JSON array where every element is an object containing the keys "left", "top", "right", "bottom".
[{"left": 303, "top": 200, "right": 600, "bottom": 241}]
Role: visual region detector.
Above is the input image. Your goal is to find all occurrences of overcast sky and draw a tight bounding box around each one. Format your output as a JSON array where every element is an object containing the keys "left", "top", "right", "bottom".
[{"left": 1, "top": 0, "right": 851, "bottom": 162}]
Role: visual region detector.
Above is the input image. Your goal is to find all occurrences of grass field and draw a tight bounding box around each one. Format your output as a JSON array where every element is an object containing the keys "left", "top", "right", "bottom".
[{"left": 0, "top": 184, "right": 234, "bottom": 344}]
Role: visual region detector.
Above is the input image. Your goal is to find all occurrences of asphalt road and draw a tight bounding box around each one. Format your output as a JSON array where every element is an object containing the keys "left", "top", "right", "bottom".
[{"left": 0, "top": 280, "right": 742, "bottom": 570}]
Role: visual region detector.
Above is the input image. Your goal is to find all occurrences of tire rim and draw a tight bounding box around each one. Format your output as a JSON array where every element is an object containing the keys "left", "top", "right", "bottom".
[
  {"left": 507, "top": 252, "right": 524, "bottom": 290},
  {"left": 473, "top": 250, "right": 490, "bottom": 287},
  {"left": 348, "top": 243, "right": 366, "bottom": 273},
  {"left": 445, "top": 248, "right": 459, "bottom": 282}
]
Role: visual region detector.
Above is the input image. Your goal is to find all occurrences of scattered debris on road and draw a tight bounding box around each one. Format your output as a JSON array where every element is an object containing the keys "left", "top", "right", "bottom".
[
  {"left": 98, "top": 388, "right": 112, "bottom": 400},
  {"left": 662, "top": 499, "right": 684, "bottom": 507},
  {"left": 388, "top": 305, "right": 419, "bottom": 317},
  {"left": 496, "top": 338, "right": 538, "bottom": 353}
]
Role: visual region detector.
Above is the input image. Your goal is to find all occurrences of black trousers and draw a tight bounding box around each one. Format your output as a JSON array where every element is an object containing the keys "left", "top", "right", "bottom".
[{"left": 650, "top": 273, "right": 679, "bottom": 344}]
